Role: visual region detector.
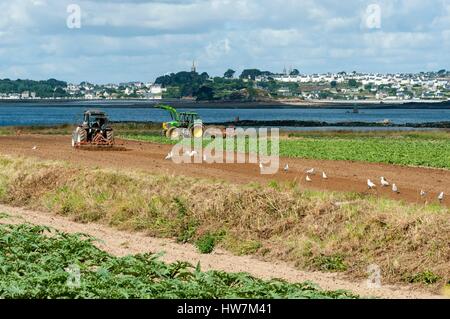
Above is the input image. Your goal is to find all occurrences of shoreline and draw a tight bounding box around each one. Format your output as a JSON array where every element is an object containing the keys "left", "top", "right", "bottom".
[
  {"left": 2, "top": 120, "right": 449, "bottom": 130},
  {"left": 207, "top": 120, "right": 450, "bottom": 129},
  {"left": 0, "top": 98, "right": 449, "bottom": 109}
]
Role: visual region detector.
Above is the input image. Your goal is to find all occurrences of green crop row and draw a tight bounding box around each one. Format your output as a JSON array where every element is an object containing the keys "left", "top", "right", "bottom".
[
  {"left": 279, "top": 138, "right": 450, "bottom": 169},
  {"left": 0, "top": 223, "right": 358, "bottom": 299}
]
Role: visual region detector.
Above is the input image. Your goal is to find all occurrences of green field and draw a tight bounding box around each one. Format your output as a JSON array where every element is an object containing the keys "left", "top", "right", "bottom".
[
  {"left": 121, "top": 130, "right": 450, "bottom": 169},
  {"left": 0, "top": 223, "right": 357, "bottom": 299}
]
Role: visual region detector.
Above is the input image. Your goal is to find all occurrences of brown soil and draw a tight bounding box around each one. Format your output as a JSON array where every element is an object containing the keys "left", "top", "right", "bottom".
[
  {"left": 0, "top": 204, "right": 444, "bottom": 299},
  {"left": 0, "top": 134, "right": 448, "bottom": 206}
]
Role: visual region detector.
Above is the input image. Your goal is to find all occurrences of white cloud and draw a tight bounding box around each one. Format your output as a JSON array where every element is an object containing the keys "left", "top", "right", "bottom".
[{"left": 0, "top": 0, "right": 448, "bottom": 82}]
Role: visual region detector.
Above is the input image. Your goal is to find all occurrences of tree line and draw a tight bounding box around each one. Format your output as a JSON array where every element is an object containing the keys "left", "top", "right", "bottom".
[{"left": 0, "top": 78, "right": 67, "bottom": 97}]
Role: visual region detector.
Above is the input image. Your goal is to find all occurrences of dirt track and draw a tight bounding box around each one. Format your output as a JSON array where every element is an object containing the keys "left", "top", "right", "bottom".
[
  {"left": 0, "top": 134, "right": 448, "bottom": 206},
  {"left": 0, "top": 204, "right": 443, "bottom": 299}
]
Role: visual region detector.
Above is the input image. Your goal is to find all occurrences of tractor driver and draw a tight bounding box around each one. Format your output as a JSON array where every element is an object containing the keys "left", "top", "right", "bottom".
[{"left": 92, "top": 117, "right": 105, "bottom": 129}]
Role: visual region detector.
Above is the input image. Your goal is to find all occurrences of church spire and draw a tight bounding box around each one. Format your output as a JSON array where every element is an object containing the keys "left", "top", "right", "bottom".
[{"left": 191, "top": 60, "right": 196, "bottom": 73}]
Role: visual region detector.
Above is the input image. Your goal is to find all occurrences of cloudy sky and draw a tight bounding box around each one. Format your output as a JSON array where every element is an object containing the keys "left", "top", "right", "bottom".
[{"left": 0, "top": 0, "right": 449, "bottom": 83}]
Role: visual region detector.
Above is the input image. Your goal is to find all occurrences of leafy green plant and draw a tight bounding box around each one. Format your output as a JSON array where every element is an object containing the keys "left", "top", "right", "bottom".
[
  {"left": 195, "top": 232, "right": 218, "bottom": 254},
  {"left": 406, "top": 271, "right": 441, "bottom": 285}
]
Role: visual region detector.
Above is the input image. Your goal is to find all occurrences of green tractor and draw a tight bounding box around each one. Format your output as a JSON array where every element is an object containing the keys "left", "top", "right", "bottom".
[{"left": 154, "top": 104, "right": 204, "bottom": 139}]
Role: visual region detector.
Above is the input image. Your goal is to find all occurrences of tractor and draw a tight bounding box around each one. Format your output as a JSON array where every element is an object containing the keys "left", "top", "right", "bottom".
[
  {"left": 72, "top": 109, "right": 114, "bottom": 147},
  {"left": 154, "top": 104, "right": 204, "bottom": 138}
]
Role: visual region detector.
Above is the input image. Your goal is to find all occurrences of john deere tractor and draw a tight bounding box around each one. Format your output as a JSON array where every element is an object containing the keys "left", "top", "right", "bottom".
[
  {"left": 72, "top": 109, "right": 114, "bottom": 147},
  {"left": 154, "top": 104, "right": 204, "bottom": 138}
]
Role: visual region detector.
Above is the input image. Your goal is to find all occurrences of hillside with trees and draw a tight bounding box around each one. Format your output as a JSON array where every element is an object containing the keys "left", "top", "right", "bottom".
[{"left": 0, "top": 79, "right": 67, "bottom": 98}]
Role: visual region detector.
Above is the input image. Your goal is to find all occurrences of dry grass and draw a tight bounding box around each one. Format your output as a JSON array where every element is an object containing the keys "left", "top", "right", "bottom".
[{"left": 0, "top": 154, "right": 448, "bottom": 290}]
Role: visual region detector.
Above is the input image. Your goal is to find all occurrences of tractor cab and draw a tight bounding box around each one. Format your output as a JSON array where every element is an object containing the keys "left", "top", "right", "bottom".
[
  {"left": 83, "top": 110, "right": 109, "bottom": 130},
  {"left": 178, "top": 112, "right": 200, "bottom": 127}
]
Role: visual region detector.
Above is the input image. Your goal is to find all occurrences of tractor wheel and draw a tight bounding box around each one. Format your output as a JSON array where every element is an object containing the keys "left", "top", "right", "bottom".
[
  {"left": 78, "top": 128, "right": 87, "bottom": 143},
  {"left": 166, "top": 127, "right": 180, "bottom": 139},
  {"left": 106, "top": 130, "right": 114, "bottom": 145},
  {"left": 72, "top": 127, "right": 87, "bottom": 147}
]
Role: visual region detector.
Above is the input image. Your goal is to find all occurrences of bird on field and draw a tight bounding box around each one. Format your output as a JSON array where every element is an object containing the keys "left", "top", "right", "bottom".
[
  {"left": 259, "top": 161, "right": 263, "bottom": 170},
  {"left": 32, "top": 145, "right": 37, "bottom": 150},
  {"left": 306, "top": 168, "right": 315, "bottom": 175},
  {"left": 165, "top": 151, "right": 173, "bottom": 160},
  {"left": 420, "top": 190, "right": 427, "bottom": 197},
  {"left": 322, "top": 172, "right": 328, "bottom": 179},
  {"left": 380, "top": 177, "right": 390, "bottom": 187},
  {"left": 392, "top": 184, "right": 399, "bottom": 194},
  {"left": 438, "top": 192, "right": 444, "bottom": 202},
  {"left": 367, "top": 179, "right": 376, "bottom": 189},
  {"left": 203, "top": 154, "right": 207, "bottom": 161},
  {"left": 306, "top": 175, "right": 312, "bottom": 182},
  {"left": 284, "top": 164, "right": 289, "bottom": 172},
  {"left": 190, "top": 150, "right": 198, "bottom": 157}
]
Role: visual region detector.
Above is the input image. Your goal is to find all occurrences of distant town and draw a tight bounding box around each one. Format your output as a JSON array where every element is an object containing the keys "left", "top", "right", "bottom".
[{"left": 1, "top": 65, "right": 449, "bottom": 104}]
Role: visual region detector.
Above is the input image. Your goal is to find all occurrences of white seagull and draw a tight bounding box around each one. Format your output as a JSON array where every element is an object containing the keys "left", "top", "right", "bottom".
[
  {"left": 189, "top": 150, "right": 198, "bottom": 157},
  {"left": 438, "top": 192, "right": 444, "bottom": 202},
  {"left": 306, "top": 175, "right": 312, "bottom": 182},
  {"left": 306, "top": 168, "right": 315, "bottom": 175},
  {"left": 284, "top": 164, "right": 289, "bottom": 172},
  {"left": 392, "top": 183, "right": 399, "bottom": 193},
  {"left": 322, "top": 172, "right": 328, "bottom": 179},
  {"left": 367, "top": 179, "right": 376, "bottom": 189},
  {"left": 32, "top": 145, "right": 37, "bottom": 150},
  {"left": 380, "top": 177, "right": 390, "bottom": 187},
  {"left": 420, "top": 190, "right": 427, "bottom": 197}
]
